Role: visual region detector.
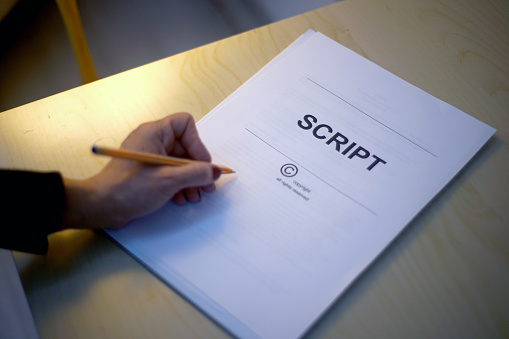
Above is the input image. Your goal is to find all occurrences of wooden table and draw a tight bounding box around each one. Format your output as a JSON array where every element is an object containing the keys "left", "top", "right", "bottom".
[{"left": 1, "top": 0, "right": 508, "bottom": 337}]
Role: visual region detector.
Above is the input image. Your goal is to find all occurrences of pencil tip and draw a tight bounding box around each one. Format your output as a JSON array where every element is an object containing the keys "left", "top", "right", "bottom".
[{"left": 91, "top": 145, "right": 98, "bottom": 153}]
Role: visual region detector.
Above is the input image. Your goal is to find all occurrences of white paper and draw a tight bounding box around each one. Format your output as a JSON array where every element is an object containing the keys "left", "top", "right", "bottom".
[{"left": 106, "top": 32, "right": 495, "bottom": 339}]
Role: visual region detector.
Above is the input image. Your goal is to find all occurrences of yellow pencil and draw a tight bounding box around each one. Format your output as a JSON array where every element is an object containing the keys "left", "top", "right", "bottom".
[{"left": 92, "top": 145, "right": 235, "bottom": 174}]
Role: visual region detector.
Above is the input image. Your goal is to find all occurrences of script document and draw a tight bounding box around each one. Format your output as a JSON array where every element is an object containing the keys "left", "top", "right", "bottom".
[{"left": 105, "top": 31, "right": 496, "bottom": 339}]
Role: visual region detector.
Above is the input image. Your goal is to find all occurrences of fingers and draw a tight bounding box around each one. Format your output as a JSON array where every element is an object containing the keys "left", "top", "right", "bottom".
[
  {"left": 160, "top": 114, "right": 217, "bottom": 205},
  {"left": 165, "top": 162, "right": 220, "bottom": 204},
  {"left": 121, "top": 113, "right": 212, "bottom": 164},
  {"left": 171, "top": 162, "right": 214, "bottom": 187},
  {"left": 163, "top": 113, "right": 212, "bottom": 162}
]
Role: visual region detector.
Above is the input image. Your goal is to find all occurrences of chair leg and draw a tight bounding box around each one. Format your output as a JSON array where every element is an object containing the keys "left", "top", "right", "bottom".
[{"left": 54, "top": 0, "right": 97, "bottom": 84}]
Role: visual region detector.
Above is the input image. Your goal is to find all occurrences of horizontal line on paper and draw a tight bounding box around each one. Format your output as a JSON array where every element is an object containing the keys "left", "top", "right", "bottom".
[
  {"left": 306, "top": 77, "right": 438, "bottom": 158},
  {"left": 245, "top": 128, "right": 377, "bottom": 216}
]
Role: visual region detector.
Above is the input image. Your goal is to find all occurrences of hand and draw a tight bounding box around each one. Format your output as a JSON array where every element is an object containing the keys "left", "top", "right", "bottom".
[{"left": 62, "top": 113, "right": 221, "bottom": 230}]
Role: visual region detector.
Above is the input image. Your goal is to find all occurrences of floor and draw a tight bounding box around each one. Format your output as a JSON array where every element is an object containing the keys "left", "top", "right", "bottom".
[{"left": 0, "top": 0, "right": 338, "bottom": 112}]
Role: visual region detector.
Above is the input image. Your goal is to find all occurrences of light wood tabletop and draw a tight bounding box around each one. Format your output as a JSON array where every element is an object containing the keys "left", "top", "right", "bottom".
[{"left": 1, "top": 0, "right": 508, "bottom": 338}]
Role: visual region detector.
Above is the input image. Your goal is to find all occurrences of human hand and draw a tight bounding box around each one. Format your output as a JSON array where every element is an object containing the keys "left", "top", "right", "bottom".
[{"left": 62, "top": 113, "right": 221, "bottom": 230}]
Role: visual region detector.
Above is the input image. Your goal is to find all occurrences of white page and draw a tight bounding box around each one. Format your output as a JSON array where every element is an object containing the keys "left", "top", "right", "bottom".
[{"left": 106, "top": 32, "right": 495, "bottom": 339}]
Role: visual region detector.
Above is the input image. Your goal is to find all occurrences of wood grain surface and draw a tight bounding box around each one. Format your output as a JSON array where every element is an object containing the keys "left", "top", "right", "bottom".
[{"left": 1, "top": 0, "right": 507, "bottom": 338}]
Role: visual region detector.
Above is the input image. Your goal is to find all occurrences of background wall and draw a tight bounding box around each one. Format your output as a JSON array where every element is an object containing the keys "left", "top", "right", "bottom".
[{"left": 0, "top": 0, "right": 339, "bottom": 112}]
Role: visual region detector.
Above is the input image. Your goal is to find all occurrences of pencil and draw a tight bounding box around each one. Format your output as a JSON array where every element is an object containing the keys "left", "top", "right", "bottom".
[{"left": 92, "top": 145, "right": 235, "bottom": 174}]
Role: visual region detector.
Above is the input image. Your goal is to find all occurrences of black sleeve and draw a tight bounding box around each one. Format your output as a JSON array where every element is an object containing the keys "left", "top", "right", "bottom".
[{"left": 0, "top": 170, "right": 65, "bottom": 254}]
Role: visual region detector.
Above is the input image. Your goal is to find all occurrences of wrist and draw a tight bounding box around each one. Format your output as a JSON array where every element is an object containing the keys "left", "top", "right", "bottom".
[{"left": 61, "top": 177, "right": 114, "bottom": 230}]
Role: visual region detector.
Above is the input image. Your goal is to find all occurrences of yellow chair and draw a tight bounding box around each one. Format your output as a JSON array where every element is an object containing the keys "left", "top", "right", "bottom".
[{"left": 55, "top": 0, "right": 97, "bottom": 84}]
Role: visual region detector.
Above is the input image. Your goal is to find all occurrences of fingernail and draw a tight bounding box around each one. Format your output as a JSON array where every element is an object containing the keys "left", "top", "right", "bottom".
[{"left": 212, "top": 166, "right": 221, "bottom": 180}]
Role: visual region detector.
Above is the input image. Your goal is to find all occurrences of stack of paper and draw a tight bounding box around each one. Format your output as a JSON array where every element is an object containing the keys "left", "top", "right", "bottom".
[{"left": 106, "top": 31, "right": 495, "bottom": 339}]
